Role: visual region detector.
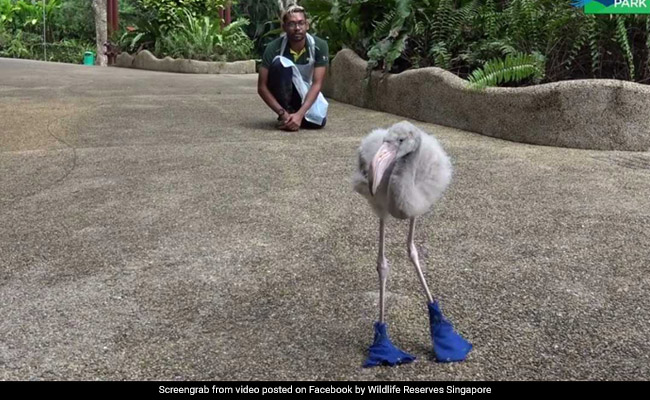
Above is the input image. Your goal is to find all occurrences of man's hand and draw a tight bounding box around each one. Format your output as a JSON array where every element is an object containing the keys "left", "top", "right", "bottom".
[
  {"left": 276, "top": 110, "right": 290, "bottom": 127},
  {"left": 279, "top": 111, "right": 304, "bottom": 131},
  {"left": 279, "top": 66, "right": 325, "bottom": 131}
]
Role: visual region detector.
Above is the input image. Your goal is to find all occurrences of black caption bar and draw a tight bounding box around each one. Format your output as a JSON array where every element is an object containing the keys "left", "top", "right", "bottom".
[{"left": 2, "top": 380, "right": 647, "bottom": 396}]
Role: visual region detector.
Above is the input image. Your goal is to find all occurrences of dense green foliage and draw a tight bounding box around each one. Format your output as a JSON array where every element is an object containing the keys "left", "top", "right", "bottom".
[
  {"left": 0, "top": 0, "right": 253, "bottom": 63},
  {"left": 303, "top": 0, "right": 650, "bottom": 86},
  {"left": 2, "top": 0, "right": 648, "bottom": 86},
  {"left": 157, "top": 8, "right": 252, "bottom": 61},
  {"left": 0, "top": 0, "right": 94, "bottom": 63},
  {"left": 234, "top": 0, "right": 281, "bottom": 57},
  {"left": 118, "top": 0, "right": 254, "bottom": 61}
]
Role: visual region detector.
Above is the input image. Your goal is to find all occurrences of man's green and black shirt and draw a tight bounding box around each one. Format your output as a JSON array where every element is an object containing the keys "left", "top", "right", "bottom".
[{"left": 261, "top": 35, "right": 329, "bottom": 70}]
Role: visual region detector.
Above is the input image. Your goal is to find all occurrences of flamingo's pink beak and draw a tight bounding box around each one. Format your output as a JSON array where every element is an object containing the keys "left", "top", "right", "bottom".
[{"left": 369, "top": 142, "right": 397, "bottom": 196}]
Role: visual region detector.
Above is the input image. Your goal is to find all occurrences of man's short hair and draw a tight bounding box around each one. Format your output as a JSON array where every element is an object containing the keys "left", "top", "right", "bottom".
[{"left": 282, "top": 4, "right": 308, "bottom": 23}]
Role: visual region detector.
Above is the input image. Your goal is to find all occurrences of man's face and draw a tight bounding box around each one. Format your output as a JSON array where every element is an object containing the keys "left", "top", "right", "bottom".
[{"left": 283, "top": 12, "right": 309, "bottom": 43}]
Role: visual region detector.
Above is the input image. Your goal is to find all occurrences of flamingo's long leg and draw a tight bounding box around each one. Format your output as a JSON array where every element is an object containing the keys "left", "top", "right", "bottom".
[
  {"left": 377, "top": 218, "right": 389, "bottom": 322},
  {"left": 407, "top": 218, "right": 434, "bottom": 304}
]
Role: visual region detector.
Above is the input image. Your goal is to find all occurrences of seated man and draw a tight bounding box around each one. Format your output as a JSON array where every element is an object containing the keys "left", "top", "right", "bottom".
[{"left": 257, "top": 5, "right": 329, "bottom": 131}]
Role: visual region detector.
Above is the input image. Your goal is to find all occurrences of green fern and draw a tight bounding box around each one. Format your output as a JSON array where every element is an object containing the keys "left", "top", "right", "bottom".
[
  {"left": 455, "top": 0, "right": 480, "bottom": 23},
  {"left": 406, "top": 5, "right": 436, "bottom": 68},
  {"left": 354, "top": 0, "right": 645, "bottom": 85},
  {"left": 366, "top": 0, "right": 412, "bottom": 74},
  {"left": 522, "top": 0, "right": 541, "bottom": 50},
  {"left": 413, "top": 19, "right": 426, "bottom": 37},
  {"left": 430, "top": 41, "right": 451, "bottom": 69},
  {"left": 468, "top": 52, "right": 545, "bottom": 90},
  {"left": 428, "top": 0, "right": 477, "bottom": 64},
  {"left": 565, "top": 16, "right": 588, "bottom": 71},
  {"left": 431, "top": 0, "right": 454, "bottom": 44},
  {"left": 505, "top": 0, "right": 542, "bottom": 53},
  {"left": 615, "top": 15, "right": 635, "bottom": 80},
  {"left": 372, "top": 0, "right": 411, "bottom": 40},
  {"left": 454, "top": 0, "right": 480, "bottom": 45},
  {"left": 587, "top": 14, "right": 600, "bottom": 76},
  {"left": 372, "top": 10, "right": 396, "bottom": 40},
  {"left": 463, "top": 39, "right": 516, "bottom": 69},
  {"left": 481, "top": 0, "right": 501, "bottom": 40}
]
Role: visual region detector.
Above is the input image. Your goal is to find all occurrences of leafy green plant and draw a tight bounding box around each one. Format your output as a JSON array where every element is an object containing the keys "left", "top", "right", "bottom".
[
  {"left": 366, "top": 0, "right": 411, "bottom": 73},
  {"left": 45, "top": 38, "right": 94, "bottom": 63},
  {"left": 9, "top": 0, "right": 61, "bottom": 39},
  {"left": 303, "top": 0, "right": 391, "bottom": 58},
  {"left": 234, "top": 0, "right": 281, "bottom": 57},
  {"left": 119, "top": 0, "right": 246, "bottom": 57},
  {"left": 0, "top": 0, "right": 19, "bottom": 30},
  {"left": 139, "top": 0, "right": 227, "bottom": 32},
  {"left": 220, "top": 18, "right": 255, "bottom": 61},
  {"left": 159, "top": 9, "right": 253, "bottom": 61},
  {"left": 118, "top": 15, "right": 166, "bottom": 54},
  {"left": 467, "top": 52, "right": 545, "bottom": 89},
  {"left": 505, "top": 0, "right": 541, "bottom": 54},
  {"left": 0, "top": 29, "right": 39, "bottom": 58},
  {"left": 614, "top": 15, "right": 634, "bottom": 80},
  {"left": 0, "top": 0, "right": 66, "bottom": 44},
  {"left": 50, "top": 0, "right": 95, "bottom": 42},
  {"left": 307, "top": 0, "right": 649, "bottom": 86}
]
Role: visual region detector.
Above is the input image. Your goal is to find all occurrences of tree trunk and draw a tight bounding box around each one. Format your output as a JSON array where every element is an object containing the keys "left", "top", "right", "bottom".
[{"left": 92, "top": 0, "right": 108, "bottom": 66}]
